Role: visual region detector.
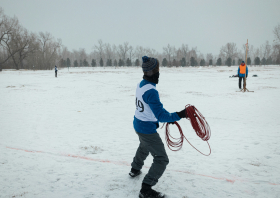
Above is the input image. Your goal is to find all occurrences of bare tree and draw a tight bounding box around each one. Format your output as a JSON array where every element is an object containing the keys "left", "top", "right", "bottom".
[
  {"left": 145, "top": 48, "right": 157, "bottom": 58},
  {"left": 163, "top": 44, "right": 173, "bottom": 66},
  {"left": 72, "top": 49, "right": 80, "bottom": 65},
  {"left": 112, "top": 44, "right": 118, "bottom": 61},
  {"left": 273, "top": 23, "right": 280, "bottom": 43},
  {"left": 88, "top": 50, "right": 98, "bottom": 65},
  {"left": 220, "top": 43, "right": 238, "bottom": 60},
  {"left": 1, "top": 25, "right": 38, "bottom": 70},
  {"left": 272, "top": 44, "right": 280, "bottom": 64},
  {"left": 0, "top": 8, "right": 17, "bottom": 44},
  {"left": 181, "top": 44, "right": 189, "bottom": 62},
  {"left": 206, "top": 53, "right": 213, "bottom": 65},
  {"left": 60, "top": 46, "right": 72, "bottom": 60},
  {"left": 171, "top": 46, "right": 177, "bottom": 61},
  {"left": 0, "top": 9, "right": 21, "bottom": 68},
  {"left": 273, "top": 24, "right": 280, "bottom": 64},
  {"left": 198, "top": 53, "right": 205, "bottom": 65},
  {"left": 249, "top": 46, "right": 259, "bottom": 66},
  {"left": 37, "top": 32, "right": 61, "bottom": 70},
  {"left": 260, "top": 41, "right": 272, "bottom": 59},
  {"left": 188, "top": 47, "right": 198, "bottom": 65},
  {"left": 117, "top": 42, "right": 130, "bottom": 61},
  {"left": 94, "top": 39, "right": 104, "bottom": 64},
  {"left": 79, "top": 48, "right": 87, "bottom": 62},
  {"left": 189, "top": 47, "right": 198, "bottom": 58},
  {"left": 128, "top": 45, "right": 135, "bottom": 62},
  {"left": 135, "top": 46, "right": 145, "bottom": 61},
  {"left": 24, "top": 36, "right": 41, "bottom": 69},
  {"left": 104, "top": 43, "right": 113, "bottom": 60},
  {"left": 175, "top": 48, "right": 182, "bottom": 62}
]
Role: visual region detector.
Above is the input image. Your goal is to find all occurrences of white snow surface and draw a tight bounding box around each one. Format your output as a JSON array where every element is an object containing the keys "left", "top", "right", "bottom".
[{"left": 1, "top": 66, "right": 280, "bottom": 198}]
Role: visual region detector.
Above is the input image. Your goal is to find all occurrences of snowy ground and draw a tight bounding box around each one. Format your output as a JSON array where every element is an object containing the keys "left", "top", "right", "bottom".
[{"left": 0, "top": 65, "right": 280, "bottom": 198}]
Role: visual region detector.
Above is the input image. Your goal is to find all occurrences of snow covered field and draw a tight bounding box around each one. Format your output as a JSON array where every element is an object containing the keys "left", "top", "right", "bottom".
[{"left": 1, "top": 65, "right": 280, "bottom": 198}]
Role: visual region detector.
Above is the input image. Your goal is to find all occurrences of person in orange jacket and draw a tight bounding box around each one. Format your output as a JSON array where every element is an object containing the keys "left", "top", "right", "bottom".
[{"left": 237, "top": 61, "right": 248, "bottom": 89}]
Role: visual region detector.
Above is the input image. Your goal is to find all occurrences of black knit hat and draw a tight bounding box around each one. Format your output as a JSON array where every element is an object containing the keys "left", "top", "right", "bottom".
[{"left": 142, "top": 56, "right": 158, "bottom": 72}]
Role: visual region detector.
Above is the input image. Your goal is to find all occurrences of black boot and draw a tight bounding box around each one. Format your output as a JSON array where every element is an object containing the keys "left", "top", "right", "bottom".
[
  {"left": 139, "top": 183, "right": 165, "bottom": 198},
  {"left": 129, "top": 168, "right": 142, "bottom": 177}
]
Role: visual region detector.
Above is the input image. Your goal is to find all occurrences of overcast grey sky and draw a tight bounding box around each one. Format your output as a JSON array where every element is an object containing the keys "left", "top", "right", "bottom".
[{"left": 1, "top": 0, "right": 280, "bottom": 55}]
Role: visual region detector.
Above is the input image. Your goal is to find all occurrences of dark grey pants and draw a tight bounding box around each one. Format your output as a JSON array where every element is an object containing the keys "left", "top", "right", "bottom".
[
  {"left": 239, "top": 77, "right": 248, "bottom": 89},
  {"left": 131, "top": 131, "right": 169, "bottom": 186}
]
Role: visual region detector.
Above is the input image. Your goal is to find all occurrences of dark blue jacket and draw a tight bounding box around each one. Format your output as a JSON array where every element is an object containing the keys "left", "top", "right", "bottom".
[{"left": 133, "top": 79, "right": 181, "bottom": 134}]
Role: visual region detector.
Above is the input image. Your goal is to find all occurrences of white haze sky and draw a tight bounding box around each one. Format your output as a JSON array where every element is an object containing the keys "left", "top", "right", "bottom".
[{"left": 1, "top": 0, "right": 280, "bottom": 56}]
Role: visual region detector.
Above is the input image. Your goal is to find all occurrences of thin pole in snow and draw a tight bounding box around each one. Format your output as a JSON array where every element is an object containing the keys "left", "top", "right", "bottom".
[
  {"left": 244, "top": 39, "right": 248, "bottom": 89},
  {"left": 238, "top": 39, "right": 254, "bottom": 93}
]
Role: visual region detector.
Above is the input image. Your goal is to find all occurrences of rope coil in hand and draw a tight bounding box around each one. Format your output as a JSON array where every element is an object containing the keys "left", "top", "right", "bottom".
[{"left": 165, "top": 105, "right": 211, "bottom": 156}]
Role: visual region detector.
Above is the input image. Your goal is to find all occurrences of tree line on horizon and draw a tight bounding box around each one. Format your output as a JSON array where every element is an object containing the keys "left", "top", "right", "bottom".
[{"left": 1, "top": 7, "right": 280, "bottom": 71}]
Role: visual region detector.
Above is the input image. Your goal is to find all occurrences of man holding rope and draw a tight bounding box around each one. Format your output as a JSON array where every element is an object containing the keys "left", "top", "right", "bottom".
[{"left": 129, "top": 56, "right": 187, "bottom": 198}]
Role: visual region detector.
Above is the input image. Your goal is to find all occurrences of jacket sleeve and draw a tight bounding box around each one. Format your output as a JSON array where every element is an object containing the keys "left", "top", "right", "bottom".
[
  {"left": 237, "top": 67, "right": 240, "bottom": 75},
  {"left": 246, "top": 67, "right": 248, "bottom": 75},
  {"left": 143, "top": 89, "right": 180, "bottom": 123}
]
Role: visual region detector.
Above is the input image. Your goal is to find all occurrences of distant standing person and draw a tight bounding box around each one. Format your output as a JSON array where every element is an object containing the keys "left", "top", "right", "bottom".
[
  {"left": 55, "top": 65, "right": 58, "bottom": 77},
  {"left": 238, "top": 61, "right": 248, "bottom": 89}
]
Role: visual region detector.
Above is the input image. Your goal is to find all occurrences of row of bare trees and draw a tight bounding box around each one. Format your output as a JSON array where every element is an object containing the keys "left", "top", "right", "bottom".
[
  {"left": 1, "top": 6, "right": 280, "bottom": 70},
  {"left": 59, "top": 24, "right": 280, "bottom": 68},
  {"left": 37, "top": 28, "right": 280, "bottom": 68},
  {"left": 0, "top": 8, "right": 61, "bottom": 70},
  {"left": 219, "top": 39, "right": 280, "bottom": 66}
]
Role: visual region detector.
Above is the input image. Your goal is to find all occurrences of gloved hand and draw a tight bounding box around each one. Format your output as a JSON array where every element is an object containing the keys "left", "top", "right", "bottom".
[{"left": 176, "top": 109, "right": 187, "bottom": 118}]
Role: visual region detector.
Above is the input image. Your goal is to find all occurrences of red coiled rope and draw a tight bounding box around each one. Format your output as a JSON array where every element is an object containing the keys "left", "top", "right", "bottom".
[{"left": 165, "top": 104, "right": 211, "bottom": 156}]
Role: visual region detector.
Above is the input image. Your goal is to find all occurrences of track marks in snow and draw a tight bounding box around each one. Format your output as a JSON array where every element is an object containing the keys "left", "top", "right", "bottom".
[
  {"left": 80, "top": 145, "right": 103, "bottom": 154},
  {"left": 5, "top": 145, "right": 280, "bottom": 187}
]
